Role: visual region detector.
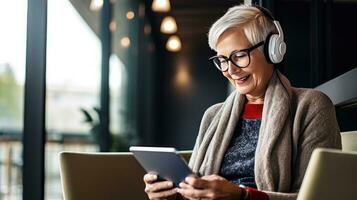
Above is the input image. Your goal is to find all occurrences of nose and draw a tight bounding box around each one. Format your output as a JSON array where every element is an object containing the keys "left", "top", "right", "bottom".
[{"left": 227, "top": 61, "right": 241, "bottom": 75}]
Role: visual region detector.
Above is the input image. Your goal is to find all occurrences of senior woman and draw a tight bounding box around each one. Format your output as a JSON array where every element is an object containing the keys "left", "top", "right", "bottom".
[{"left": 143, "top": 4, "right": 341, "bottom": 200}]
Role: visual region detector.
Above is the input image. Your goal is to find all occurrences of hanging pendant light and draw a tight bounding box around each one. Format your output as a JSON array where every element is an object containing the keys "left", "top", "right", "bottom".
[
  {"left": 126, "top": 11, "right": 135, "bottom": 20},
  {"left": 166, "top": 35, "right": 182, "bottom": 52},
  {"left": 109, "top": 20, "right": 117, "bottom": 32},
  {"left": 160, "top": 16, "right": 177, "bottom": 34},
  {"left": 90, "top": 0, "right": 103, "bottom": 11},
  {"left": 120, "top": 37, "right": 131, "bottom": 48},
  {"left": 151, "top": 0, "right": 171, "bottom": 12}
]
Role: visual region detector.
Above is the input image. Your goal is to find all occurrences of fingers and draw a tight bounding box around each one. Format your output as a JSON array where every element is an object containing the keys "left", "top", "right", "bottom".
[
  {"left": 143, "top": 173, "right": 179, "bottom": 200},
  {"left": 178, "top": 179, "right": 210, "bottom": 199},
  {"left": 201, "top": 174, "right": 225, "bottom": 181},
  {"left": 147, "top": 188, "right": 177, "bottom": 200},
  {"left": 179, "top": 181, "right": 194, "bottom": 190},
  {"left": 144, "top": 177, "right": 177, "bottom": 200},
  {"left": 145, "top": 181, "right": 174, "bottom": 193},
  {"left": 177, "top": 175, "right": 227, "bottom": 200},
  {"left": 143, "top": 173, "right": 158, "bottom": 184},
  {"left": 177, "top": 185, "right": 209, "bottom": 199},
  {"left": 184, "top": 176, "right": 210, "bottom": 189}
]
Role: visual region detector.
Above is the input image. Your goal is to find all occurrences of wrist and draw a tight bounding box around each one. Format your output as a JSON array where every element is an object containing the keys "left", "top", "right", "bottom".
[
  {"left": 240, "top": 186, "right": 269, "bottom": 200},
  {"left": 239, "top": 186, "right": 249, "bottom": 200}
]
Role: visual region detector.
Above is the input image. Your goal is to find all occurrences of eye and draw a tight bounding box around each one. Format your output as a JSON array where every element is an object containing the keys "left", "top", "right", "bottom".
[
  {"left": 234, "top": 51, "right": 247, "bottom": 57},
  {"left": 232, "top": 51, "right": 248, "bottom": 61}
]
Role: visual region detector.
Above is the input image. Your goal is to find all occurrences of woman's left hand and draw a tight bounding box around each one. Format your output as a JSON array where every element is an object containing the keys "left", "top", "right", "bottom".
[{"left": 177, "top": 174, "right": 243, "bottom": 200}]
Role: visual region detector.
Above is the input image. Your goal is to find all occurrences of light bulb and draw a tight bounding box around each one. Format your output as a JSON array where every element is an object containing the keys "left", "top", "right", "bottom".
[
  {"left": 109, "top": 21, "right": 117, "bottom": 32},
  {"left": 126, "top": 11, "right": 135, "bottom": 20},
  {"left": 120, "top": 37, "right": 130, "bottom": 48},
  {"left": 90, "top": 0, "right": 103, "bottom": 11},
  {"left": 160, "top": 16, "right": 177, "bottom": 34},
  {"left": 151, "top": 0, "right": 171, "bottom": 12},
  {"left": 166, "top": 35, "right": 182, "bottom": 52}
]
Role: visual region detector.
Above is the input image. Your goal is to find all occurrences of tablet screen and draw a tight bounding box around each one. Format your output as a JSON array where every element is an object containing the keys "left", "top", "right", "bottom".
[{"left": 130, "top": 146, "right": 195, "bottom": 186}]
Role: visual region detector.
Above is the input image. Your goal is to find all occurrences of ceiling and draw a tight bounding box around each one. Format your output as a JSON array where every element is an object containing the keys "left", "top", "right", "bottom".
[
  {"left": 69, "top": 0, "right": 244, "bottom": 52},
  {"left": 68, "top": 0, "right": 357, "bottom": 53},
  {"left": 152, "top": 0, "right": 243, "bottom": 52},
  {"left": 149, "top": 0, "right": 357, "bottom": 52}
]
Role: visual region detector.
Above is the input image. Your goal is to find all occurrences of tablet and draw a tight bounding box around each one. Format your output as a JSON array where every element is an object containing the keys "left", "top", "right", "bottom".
[{"left": 129, "top": 146, "right": 195, "bottom": 186}]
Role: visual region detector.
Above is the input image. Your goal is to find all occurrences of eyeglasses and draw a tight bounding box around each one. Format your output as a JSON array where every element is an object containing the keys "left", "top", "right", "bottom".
[{"left": 209, "top": 41, "right": 264, "bottom": 72}]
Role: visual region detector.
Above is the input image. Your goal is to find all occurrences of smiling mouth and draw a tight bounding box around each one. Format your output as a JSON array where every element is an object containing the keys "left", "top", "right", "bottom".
[
  {"left": 237, "top": 75, "right": 250, "bottom": 81},
  {"left": 233, "top": 74, "right": 251, "bottom": 85}
]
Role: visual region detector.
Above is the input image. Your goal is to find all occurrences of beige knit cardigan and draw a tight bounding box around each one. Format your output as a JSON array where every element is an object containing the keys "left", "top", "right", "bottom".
[{"left": 188, "top": 71, "right": 341, "bottom": 200}]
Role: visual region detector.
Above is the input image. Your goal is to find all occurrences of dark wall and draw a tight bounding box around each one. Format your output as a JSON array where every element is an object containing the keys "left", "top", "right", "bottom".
[
  {"left": 155, "top": 39, "right": 228, "bottom": 150},
  {"left": 275, "top": 1, "right": 312, "bottom": 87},
  {"left": 337, "top": 104, "right": 357, "bottom": 132},
  {"left": 275, "top": 0, "right": 357, "bottom": 88},
  {"left": 332, "top": 2, "right": 357, "bottom": 77},
  {"left": 331, "top": 2, "right": 357, "bottom": 131}
]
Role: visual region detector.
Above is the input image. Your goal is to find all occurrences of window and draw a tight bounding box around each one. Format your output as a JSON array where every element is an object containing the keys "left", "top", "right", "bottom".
[
  {"left": 0, "top": 0, "right": 27, "bottom": 198},
  {"left": 46, "top": 0, "right": 100, "bottom": 198}
]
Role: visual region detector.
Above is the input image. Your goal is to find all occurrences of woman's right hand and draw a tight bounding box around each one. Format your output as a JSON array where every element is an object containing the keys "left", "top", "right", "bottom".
[{"left": 143, "top": 173, "right": 178, "bottom": 200}]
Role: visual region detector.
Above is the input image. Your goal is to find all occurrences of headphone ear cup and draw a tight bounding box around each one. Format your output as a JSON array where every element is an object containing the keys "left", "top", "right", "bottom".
[
  {"left": 264, "top": 33, "right": 274, "bottom": 64},
  {"left": 270, "top": 34, "right": 286, "bottom": 63}
]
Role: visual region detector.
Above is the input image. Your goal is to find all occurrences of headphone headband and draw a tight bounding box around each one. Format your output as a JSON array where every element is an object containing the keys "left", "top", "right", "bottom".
[
  {"left": 253, "top": 5, "right": 275, "bottom": 21},
  {"left": 251, "top": 4, "right": 286, "bottom": 64}
]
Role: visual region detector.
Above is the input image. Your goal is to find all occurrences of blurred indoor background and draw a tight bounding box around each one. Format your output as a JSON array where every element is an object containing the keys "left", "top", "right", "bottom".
[{"left": 0, "top": 0, "right": 356, "bottom": 199}]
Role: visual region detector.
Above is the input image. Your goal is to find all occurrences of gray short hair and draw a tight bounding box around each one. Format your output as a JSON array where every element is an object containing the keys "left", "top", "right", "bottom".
[{"left": 208, "top": 4, "right": 277, "bottom": 52}]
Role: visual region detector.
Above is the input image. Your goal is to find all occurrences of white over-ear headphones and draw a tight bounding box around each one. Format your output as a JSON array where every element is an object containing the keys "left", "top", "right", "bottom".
[{"left": 254, "top": 5, "right": 287, "bottom": 64}]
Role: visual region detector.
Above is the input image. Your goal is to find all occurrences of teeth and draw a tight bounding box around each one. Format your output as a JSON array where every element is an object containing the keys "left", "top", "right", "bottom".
[{"left": 238, "top": 75, "right": 249, "bottom": 81}]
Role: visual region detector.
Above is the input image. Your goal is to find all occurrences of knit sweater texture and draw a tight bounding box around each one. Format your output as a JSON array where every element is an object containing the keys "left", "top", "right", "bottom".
[{"left": 219, "top": 104, "right": 263, "bottom": 187}]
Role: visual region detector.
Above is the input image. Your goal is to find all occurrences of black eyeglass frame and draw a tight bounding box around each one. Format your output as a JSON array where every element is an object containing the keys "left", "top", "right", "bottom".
[{"left": 209, "top": 41, "right": 265, "bottom": 72}]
